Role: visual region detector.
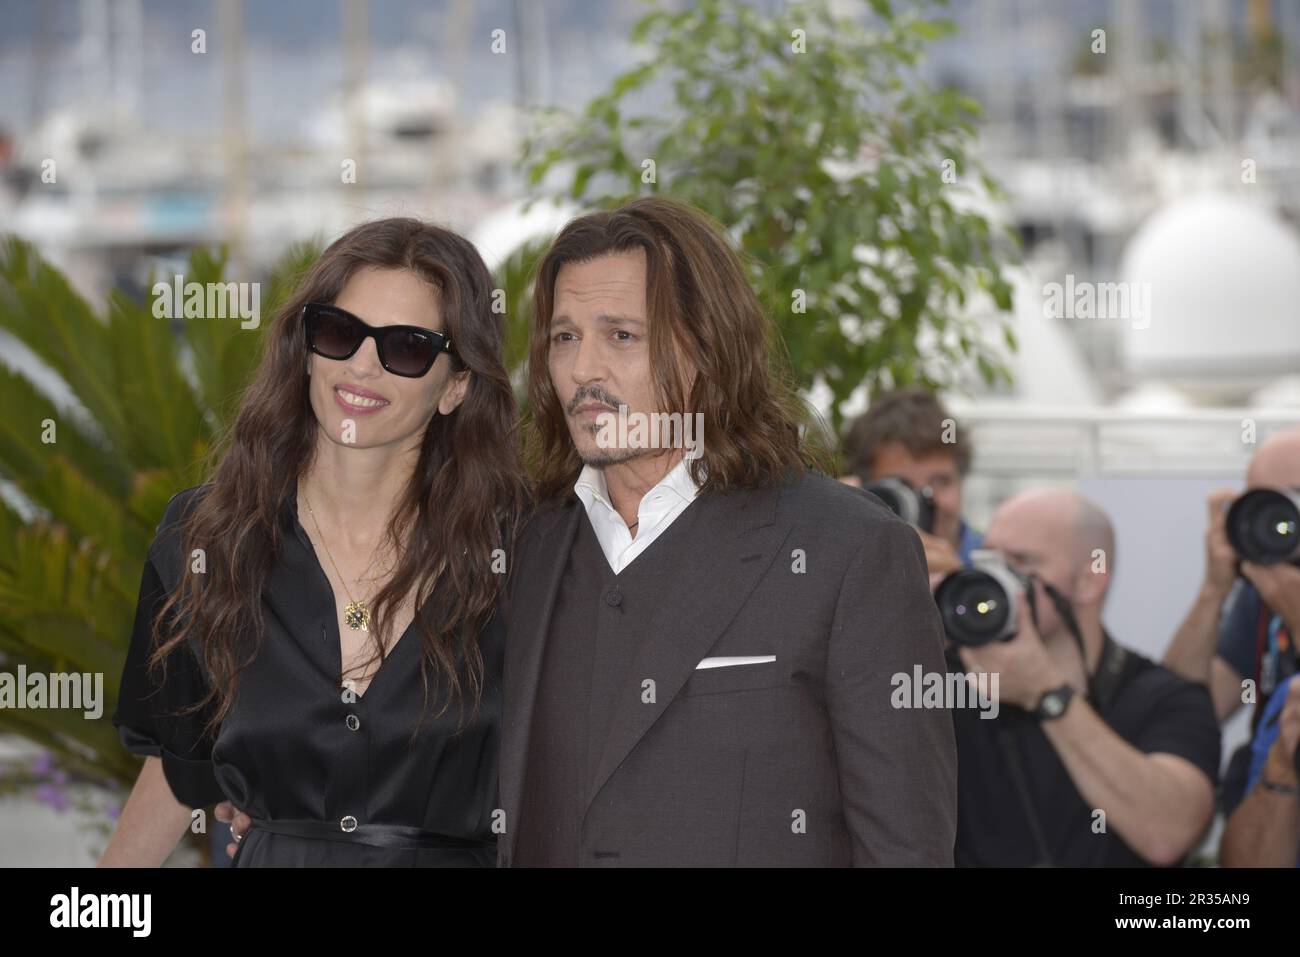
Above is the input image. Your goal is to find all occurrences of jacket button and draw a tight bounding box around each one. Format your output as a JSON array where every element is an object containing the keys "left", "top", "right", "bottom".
[
  {"left": 604, "top": 589, "right": 622, "bottom": 607},
  {"left": 346, "top": 714, "right": 360, "bottom": 731},
  {"left": 340, "top": 815, "right": 358, "bottom": 832}
]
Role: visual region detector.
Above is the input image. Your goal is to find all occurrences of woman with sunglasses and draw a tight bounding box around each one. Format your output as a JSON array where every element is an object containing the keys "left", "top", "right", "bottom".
[{"left": 101, "top": 218, "right": 526, "bottom": 866}]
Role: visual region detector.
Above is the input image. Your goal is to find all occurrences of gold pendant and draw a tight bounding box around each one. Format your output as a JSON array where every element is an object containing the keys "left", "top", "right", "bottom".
[{"left": 344, "top": 601, "right": 370, "bottom": 631}]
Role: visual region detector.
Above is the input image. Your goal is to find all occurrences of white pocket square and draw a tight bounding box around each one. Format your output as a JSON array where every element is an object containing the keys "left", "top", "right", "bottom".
[{"left": 695, "top": 655, "right": 776, "bottom": 670}]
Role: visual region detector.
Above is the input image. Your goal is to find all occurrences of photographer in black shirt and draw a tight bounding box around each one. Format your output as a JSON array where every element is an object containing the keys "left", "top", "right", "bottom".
[{"left": 947, "top": 488, "right": 1220, "bottom": 866}]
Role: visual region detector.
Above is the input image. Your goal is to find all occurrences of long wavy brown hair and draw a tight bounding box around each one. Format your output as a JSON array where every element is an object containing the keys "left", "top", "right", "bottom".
[
  {"left": 150, "top": 218, "right": 526, "bottom": 738},
  {"left": 528, "top": 196, "right": 828, "bottom": 502}
]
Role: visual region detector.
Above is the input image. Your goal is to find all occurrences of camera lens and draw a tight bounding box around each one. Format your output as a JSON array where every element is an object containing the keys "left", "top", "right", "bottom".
[
  {"left": 934, "top": 569, "right": 1014, "bottom": 647},
  {"left": 863, "top": 476, "right": 935, "bottom": 533},
  {"left": 867, "top": 483, "right": 906, "bottom": 517},
  {"left": 1227, "top": 489, "right": 1300, "bottom": 565}
]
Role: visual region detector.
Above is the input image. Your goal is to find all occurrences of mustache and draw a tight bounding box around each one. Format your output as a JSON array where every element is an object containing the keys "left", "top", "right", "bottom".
[{"left": 566, "top": 386, "right": 625, "bottom": 416}]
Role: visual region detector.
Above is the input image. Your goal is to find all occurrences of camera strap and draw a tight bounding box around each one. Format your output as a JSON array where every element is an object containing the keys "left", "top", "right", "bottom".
[
  {"left": 995, "top": 582, "right": 1133, "bottom": 866},
  {"left": 1090, "top": 632, "right": 1132, "bottom": 715},
  {"left": 991, "top": 638, "right": 1131, "bottom": 868},
  {"left": 995, "top": 726, "right": 1056, "bottom": 867},
  {"left": 1030, "top": 580, "right": 1132, "bottom": 711}
]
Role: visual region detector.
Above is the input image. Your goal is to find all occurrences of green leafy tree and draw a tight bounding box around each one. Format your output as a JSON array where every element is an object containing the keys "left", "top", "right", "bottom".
[{"left": 521, "top": 0, "right": 1016, "bottom": 432}]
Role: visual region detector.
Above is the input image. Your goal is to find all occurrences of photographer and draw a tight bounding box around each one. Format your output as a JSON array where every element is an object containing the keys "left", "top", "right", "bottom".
[
  {"left": 1219, "top": 674, "right": 1300, "bottom": 867},
  {"left": 1162, "top": 426, "right": 1300, "bottom": 812},
  {"left": 842, "top": 388, "right": 983, "bottom": 583},
  {"left": 949, "top": 489, "right": 1220, "bottom": 866}
]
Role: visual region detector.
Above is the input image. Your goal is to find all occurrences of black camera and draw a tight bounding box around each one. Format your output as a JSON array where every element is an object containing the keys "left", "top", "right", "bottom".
[
  {"left": 863, "top": 476, "right": 935, "bottom": 533},
  {"left": 933, "top": 550, "right": 1028, "bottom": 647},
  {"left": 1226, "top": 487, "right": 1300, "bottom": 566}
]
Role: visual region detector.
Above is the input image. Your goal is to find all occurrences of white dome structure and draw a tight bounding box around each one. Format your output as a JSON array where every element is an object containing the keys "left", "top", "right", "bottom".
[{"left": 1118, "top": 193, "right": 1300, "bottom": 383}]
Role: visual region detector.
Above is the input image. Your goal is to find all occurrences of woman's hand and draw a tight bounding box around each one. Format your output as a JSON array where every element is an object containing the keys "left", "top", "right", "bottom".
[{"left": 214, "top": 801, "right": 253, "bottom": 860}]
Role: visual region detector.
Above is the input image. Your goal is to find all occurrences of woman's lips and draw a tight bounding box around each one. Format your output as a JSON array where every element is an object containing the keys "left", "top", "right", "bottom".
[{"left": 334, "top": 385, "right": 390, "bottom": 414}]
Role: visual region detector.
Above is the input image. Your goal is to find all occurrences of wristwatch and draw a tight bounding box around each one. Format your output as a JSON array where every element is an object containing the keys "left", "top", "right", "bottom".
[
  {"left": 1032, "top": 683, "right": 1076, "bottom": 722},
  {"left": 1259, "top": 775, "right": 1300, "bottom": 797}
]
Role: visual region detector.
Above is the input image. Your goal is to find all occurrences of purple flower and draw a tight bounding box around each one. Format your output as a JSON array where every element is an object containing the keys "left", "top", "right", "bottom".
[
  {"left": 31, "top": 750, "right": 53, "bottom": 777},
  {"left": 35, "top": 783, "right": 71, "bottom": 813}
]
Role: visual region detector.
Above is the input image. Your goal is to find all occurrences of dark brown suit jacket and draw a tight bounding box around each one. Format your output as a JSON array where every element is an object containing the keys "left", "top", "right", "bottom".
[{"left": 499, "top": 470, "right": 957, "bottom": 866}]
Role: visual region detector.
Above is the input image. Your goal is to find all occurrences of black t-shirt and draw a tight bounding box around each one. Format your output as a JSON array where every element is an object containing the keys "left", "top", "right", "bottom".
[{"left": 952, "top": 640, "right": 1221, "bottom": 867}]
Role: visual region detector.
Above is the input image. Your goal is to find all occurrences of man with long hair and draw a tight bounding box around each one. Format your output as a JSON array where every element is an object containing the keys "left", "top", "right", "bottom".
[{"left": 500, "top": 197, "right": 957, "bottom": 866}]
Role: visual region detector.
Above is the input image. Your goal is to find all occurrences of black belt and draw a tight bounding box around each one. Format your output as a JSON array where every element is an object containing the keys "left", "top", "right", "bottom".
[{"left": 246, "top": 818, "right": 495, "bottom": 851}]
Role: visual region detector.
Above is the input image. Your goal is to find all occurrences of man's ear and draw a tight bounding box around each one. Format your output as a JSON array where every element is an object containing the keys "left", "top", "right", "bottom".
[
  {"left": 438, "top": 370, "right": 471, "bottom": 415},
  {"left": 1074, "top": 563, "right": 1109, "bottom": 607}
]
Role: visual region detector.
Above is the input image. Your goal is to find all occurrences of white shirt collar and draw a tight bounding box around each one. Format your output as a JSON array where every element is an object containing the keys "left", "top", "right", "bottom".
[
  {"left": 574, "top": 456, "right": 701, "bottom": 516},
  {"left": 573, "top": 457, "right": 703, "bottom": 574}
]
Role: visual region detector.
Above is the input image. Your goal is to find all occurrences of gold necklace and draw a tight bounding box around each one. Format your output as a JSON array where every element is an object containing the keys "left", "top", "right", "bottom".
[{"left": 301, "top": 487, "right": 381, "bottom": 632}]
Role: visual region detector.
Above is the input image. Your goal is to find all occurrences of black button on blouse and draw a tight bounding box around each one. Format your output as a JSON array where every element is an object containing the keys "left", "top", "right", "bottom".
[{"left": 112, "top": 484, "right": 502, "bottom": 867}]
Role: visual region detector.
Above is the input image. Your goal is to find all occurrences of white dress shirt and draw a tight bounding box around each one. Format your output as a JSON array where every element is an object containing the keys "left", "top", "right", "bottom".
[{"left": 573, "top": 457, "right": 701, "bottom": 575}]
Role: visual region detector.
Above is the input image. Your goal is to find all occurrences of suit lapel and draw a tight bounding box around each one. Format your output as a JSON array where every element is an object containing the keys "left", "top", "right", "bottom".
[
  {"left": 585, "top": 484, "right": 791, "bottom": 809},
  {"left": 499, "top": 498, "right": 582, "bottom": 861}
]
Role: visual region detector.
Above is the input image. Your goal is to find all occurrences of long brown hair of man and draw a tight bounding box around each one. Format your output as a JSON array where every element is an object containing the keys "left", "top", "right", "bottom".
[{"left": 528, "top": 195, "right": 828, "bottom": 503}]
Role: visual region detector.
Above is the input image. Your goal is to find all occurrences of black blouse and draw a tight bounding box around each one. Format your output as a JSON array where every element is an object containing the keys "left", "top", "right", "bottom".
[{"left": 112, "top": 485, "right": 502, "bottom": 867}]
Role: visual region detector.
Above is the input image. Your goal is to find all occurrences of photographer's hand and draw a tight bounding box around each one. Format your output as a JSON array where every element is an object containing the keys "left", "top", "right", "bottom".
[
  {"left": 1162, "top": 488, "right": 1245, "bottom": 718},
  {"left": 918, "top": 530, "right": 962, "bottom": 591},
  {"left": 1264, "top": 678, "right": 1300, "bottom": 785},
  {"left": 1240, "top": 561, "right": 1300, "bottom": 639},
  {"left": 956, "top": 597, "right": 1065, "bottom": 712},
  {"left": 1203, "top": 488, "right": 1240, "bottom": 596},
  {"left": 1222, "top": 677, "right": 1300, "bottom": 866}
]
